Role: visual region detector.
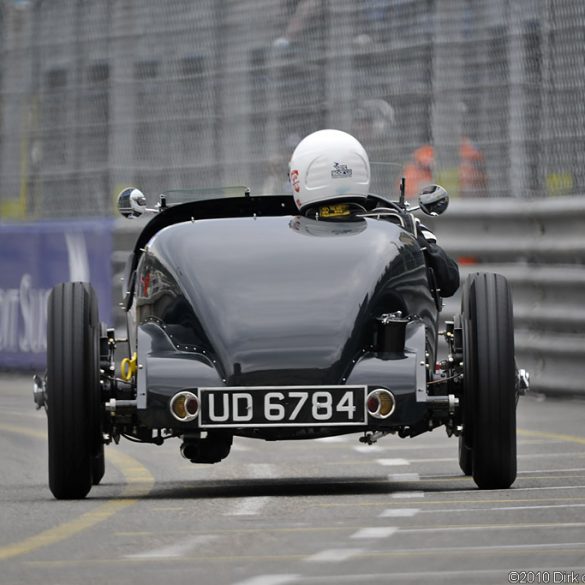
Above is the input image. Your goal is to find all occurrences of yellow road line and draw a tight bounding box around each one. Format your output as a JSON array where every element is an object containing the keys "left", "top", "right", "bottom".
[
  {"left": 518, "top": 428, "right": 585, "bottom": 446},
  {"left": 0, "top": 423, "right": 46, "bottom": 441},
  {"left": 1, "top": 425, "right": 582, "bottom": 561},
  {"left": 0, "top": 423, "right": 154, "bottom": 561}
]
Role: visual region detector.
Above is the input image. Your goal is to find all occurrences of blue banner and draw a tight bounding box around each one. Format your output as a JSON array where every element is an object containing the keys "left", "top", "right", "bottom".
[{"left": 0, "top": 219, "right": 114, "bottom": 369}]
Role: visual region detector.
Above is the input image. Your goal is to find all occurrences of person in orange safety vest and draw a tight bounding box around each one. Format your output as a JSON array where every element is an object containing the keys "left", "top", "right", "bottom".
[{"left": 402, "top": 141, "right": 487, "bottom": 199}]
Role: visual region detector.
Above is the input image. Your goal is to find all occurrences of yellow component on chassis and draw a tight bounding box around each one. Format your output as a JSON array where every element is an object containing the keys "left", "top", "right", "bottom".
[{"left": 120, "top": 352, "right": 138, "bottom": 382}]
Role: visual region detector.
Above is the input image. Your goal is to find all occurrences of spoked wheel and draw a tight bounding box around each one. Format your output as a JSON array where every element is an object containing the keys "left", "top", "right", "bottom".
[
  {"left": 47, "top": 282, "right": 103, "bottom": 499},
  {"left": 461, "top": 273, "right": 517, "bottom": 490}
]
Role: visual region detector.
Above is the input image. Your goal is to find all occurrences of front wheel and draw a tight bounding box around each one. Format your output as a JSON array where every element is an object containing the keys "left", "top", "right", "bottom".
[
  {"left": 47, "top": 282, "right": 102, "bottom": 499},
  {"left": 92, "top": 449, "right": 105, "bottom": 485},
  {"left": 461, "top": 273, "right": 517, "bottom": 490}
]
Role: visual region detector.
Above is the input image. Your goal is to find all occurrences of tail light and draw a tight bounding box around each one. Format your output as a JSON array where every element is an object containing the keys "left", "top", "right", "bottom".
[{"left": 366, "top": 388, "right": 396, "bottom": 419}]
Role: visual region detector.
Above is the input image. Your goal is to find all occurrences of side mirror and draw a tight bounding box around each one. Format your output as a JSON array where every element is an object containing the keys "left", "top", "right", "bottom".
[
  {"left": 117, "top": 188, "right": 146, "bottom": 219},
  {"left": 418, "top": 184, "right": 449, "bottom": 216}
]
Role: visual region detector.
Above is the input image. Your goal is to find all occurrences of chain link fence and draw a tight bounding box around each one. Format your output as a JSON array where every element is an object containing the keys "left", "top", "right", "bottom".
[{"left": 1, "top": 0, "right": 585, "bottom": 219}]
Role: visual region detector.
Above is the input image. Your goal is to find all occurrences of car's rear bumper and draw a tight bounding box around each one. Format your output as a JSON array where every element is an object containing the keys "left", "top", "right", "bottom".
[{"left": 131, "top": 320, "right": 446, "bottom": 436}]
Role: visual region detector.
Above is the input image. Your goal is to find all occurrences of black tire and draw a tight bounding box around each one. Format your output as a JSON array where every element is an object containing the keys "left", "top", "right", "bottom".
[
  {"left": 47, "top": 282, "right": 101, "bottom": 499},
  {"left": 458, "top": 436, "right": 472, "bottom": 476},
  {"left": 92, "top": 449, "right": 105, "bottom": 485},
  {"left": 462, "top": 273, "right": 517, "bottom": 490}
]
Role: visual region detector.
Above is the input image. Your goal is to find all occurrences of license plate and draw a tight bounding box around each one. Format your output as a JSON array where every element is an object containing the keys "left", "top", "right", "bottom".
[{"left": 198, "top": 386, "right": 367, "bottom": 428}]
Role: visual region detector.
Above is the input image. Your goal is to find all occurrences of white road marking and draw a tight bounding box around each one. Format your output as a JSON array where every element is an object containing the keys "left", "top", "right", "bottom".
[
  {"left": 125, "top": 535, "right": 217, "bottom": 559},
  {"left": 379, "top": 508, "right": 420, "bottom": 518},
  {"left": 231, "top": 442, "right": 251, "bottom": 452},
  {"left": 420, "top": 503, "right": 585, "bottom": 514},
  {"left": 228, "top": 497, "right": 272, "bottom": 516},
  {"left": 491, "top": 504, "right": 585, "bottom": 511},
  {"left": 355, "top": 443, "right": 452, "bottom": 451},
  {"left": 432, "top": 484, "right": 585, "bottom": 496},
  {"left": 224, "top": 464, "right": 276, "bottom": 516},
  {"left": 362, "top": 442, "right": 457, "bottom": 451},
  {"left": 181, "top": 464, "right": 214, "bottom": 471},
  {"left": 518, "top": 453, "right": 585, "bottom": 461},
  {"left": 316, "top": 436, "right": 351, "bottom": 443},
  {"left": 400, "top": 457, "right": 456, "bottom": 463},
  {"left": 344, "top": 438, "right": 557, "bottom": 453},
  {"left": 376, "top": 458, "right": 410, "bottom": 466},
  {"left": 388, "top": 473, "right": 420, "bottom": 482},
  {"left": 354, "top": 445, "right": 386, "bottom": 453},
  {"left": 404, "top": 453, "right": 585, "bottom": 465},
  {"left": 392, "top": 491, "right": 424, "bottom": 498},
  {"left": 305, "top": 542, "right": 585, "bottom": 563},
  {"left": 350, "top": 527, "right": 398, "bottom": 539},
  {"left": 232, "top": 575, "right": 299, "bottom": 585},
  {"left": 248, "top": 463, "right": 276, "bottom": 477},
  {"left": 428, "top": 466, "right": 585, "bottom": 480},
  {"left": 399, "top": 522, "right": 585, "bottom": 534},
  {"left": 306, "top": 548, "right": 364, "bottom": 562},
  {"left": 425, "top": 468, "right": 585, "bottom": 480},
  {"left": 518, "top": 467, "right": 585, "bottom": 474},
  {"left": 423, "top": 541, "right": 585, "bottom": 552},
  {"left": 276, "top": 567, "right": 585, "bottom": 583}
]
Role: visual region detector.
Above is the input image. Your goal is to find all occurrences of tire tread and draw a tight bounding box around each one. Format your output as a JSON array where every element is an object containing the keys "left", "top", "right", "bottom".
[{"left": 48, "top": 282, "right": 99, "bottom": 499}]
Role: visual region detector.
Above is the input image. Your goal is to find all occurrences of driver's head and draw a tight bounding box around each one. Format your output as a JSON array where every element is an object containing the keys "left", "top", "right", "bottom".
[{"left": 289, "top": 129, "right": 370, "bottom": 216}]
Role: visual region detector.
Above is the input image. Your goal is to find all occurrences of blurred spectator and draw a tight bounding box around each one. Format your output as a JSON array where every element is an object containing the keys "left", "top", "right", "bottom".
[
  {"left": 458, "top": 138, "right": 487, "bottom": 197},
  {"left": 402, "top": 145, "right": 434, "bottom": 199},
  {"left": 351, "top": 99, "right": 395, "bottom": 145},
  {"left": 273, "top": 0, "right": 323, "bottom": 49},
  {"left": 402, "top": 140, "right": 487, "bottom": 199}
]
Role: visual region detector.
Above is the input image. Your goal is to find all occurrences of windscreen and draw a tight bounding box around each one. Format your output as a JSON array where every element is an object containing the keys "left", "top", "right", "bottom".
[
  {"left": 155, "top": 163, "right": 407, "bottom": 208},
  {"left": 156, "top": 186, "right": 252, "bottom": 207}
]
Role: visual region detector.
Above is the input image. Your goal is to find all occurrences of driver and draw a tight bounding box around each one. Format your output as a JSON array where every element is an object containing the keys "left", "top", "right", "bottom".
[{"left": 288, "top": 129, "right": 459, "bottom": 297}]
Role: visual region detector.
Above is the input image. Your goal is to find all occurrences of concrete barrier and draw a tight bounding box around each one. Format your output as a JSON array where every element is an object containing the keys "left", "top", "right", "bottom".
[{"left": 430, "top": 196, "right": 585, "bottom": 396}]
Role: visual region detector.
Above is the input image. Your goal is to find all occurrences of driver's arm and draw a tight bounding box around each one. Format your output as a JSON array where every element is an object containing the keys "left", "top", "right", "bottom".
[{"left": 416, "top": 225, "right": 460, "bottom": 298}]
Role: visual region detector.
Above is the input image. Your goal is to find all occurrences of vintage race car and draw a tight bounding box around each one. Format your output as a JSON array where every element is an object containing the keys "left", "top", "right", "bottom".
[{"left": 34, "top": 184, "right": 528, "bottom": 499}]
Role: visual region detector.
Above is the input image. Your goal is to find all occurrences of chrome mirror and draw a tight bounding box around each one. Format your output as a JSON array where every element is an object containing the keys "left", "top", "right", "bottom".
[
  {"left": 417, "top": 184, "right": 449, "bottom": 216},
  {"left": 117, "top": 188, "right": 146, "bottom": 219}
]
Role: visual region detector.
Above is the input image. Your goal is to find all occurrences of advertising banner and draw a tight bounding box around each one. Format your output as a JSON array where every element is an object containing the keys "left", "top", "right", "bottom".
[{"left": 0, "top": 220, "right": 113, "bottom": 369}]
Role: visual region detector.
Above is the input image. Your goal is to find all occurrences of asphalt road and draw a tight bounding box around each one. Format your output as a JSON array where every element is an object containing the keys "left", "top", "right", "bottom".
[{"left": 1, "top": 374, "right": 585, "bottom": 585}]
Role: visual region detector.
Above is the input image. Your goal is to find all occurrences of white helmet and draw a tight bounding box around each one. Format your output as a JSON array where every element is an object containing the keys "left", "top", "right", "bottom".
[{"left": 289, "top": 129, "right": 370, "bottom": 212}]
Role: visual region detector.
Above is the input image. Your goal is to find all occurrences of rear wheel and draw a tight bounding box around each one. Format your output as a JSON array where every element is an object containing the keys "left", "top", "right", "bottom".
[
  {"left": 47, "top": 282, "right": 102, "bottom": 499},
  {"left": 92, "top": 450, "right": 105, "bottom": 485},
  {"left": 461, "top": 273, "right": 517, "bottom": 490},
  {"left": 458, "top": 436, "right": 472, "bottom": 476}
]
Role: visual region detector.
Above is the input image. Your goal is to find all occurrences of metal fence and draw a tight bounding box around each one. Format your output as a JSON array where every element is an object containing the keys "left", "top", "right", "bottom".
[{"left": 1, "top": 0, "right": 585, "bottom": 220}]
